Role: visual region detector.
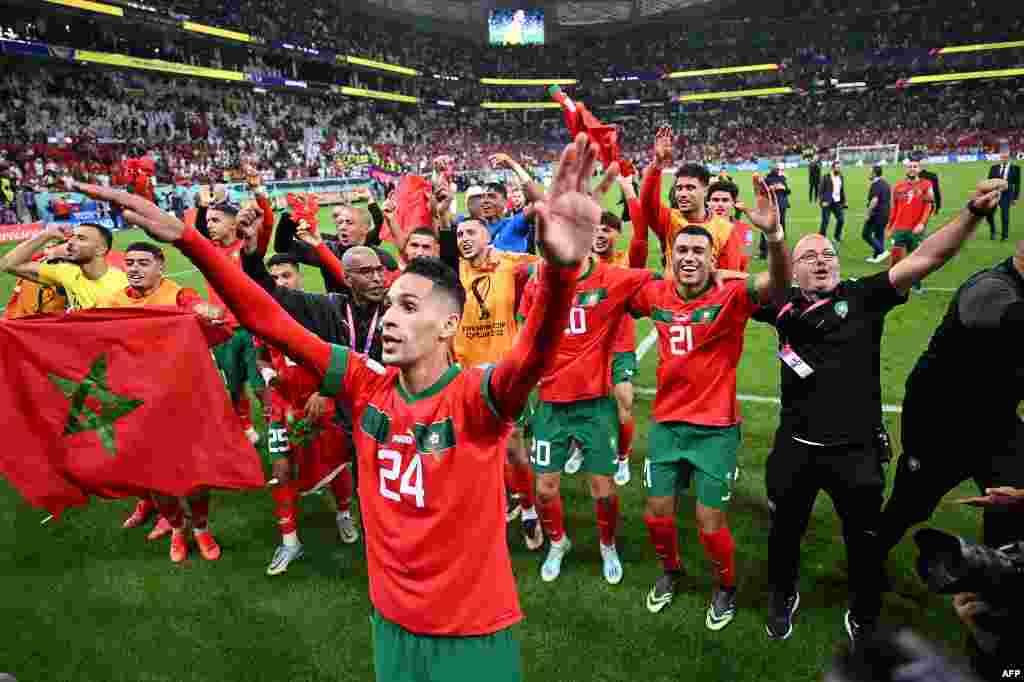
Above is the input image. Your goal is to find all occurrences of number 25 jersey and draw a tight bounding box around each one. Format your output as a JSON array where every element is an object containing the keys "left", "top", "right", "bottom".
[
  {"left": 628, "top": 278, "right": 761, "bottom": 427},
  {"left": 318, "top": 345, "right": 519, "bottom": 637}
]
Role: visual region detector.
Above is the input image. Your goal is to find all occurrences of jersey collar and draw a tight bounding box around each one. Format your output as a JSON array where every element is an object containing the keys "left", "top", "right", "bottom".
[{"left": 397, "top": 364, "right": 462, "bottom": 404}]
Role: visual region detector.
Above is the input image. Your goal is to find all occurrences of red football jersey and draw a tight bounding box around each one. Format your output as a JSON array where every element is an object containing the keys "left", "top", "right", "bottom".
[
  {"left": 261, "top": 344, "right": 336, "bottom": 423},
  {"left": 888, "top": 178, "right": 934, "bottom": 232},
  {"left": 597, "top": 250, "right": 638, "bottom": 355},
  {"left": 628, "top": 278, "right": 760, "bottom": 426},
  {"left": 321, "top": 345, "right": 519, "bottom": 636},
  {"left": 519, "top": 261, "right": 653, "bottom": 403}
]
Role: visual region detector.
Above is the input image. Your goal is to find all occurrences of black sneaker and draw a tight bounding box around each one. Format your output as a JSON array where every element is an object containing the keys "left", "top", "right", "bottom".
[
  {"left": 706, "top": 586, "right": 738, "bottom": 631},
  {"left": 645, "top": 571, "right": 681, "bottom": 613},
  {"left": 766, "top": 591, "right": 800, "bottom": 640},
  {"left": 844, "top": 609, "right": 873, "bottom": 650}
]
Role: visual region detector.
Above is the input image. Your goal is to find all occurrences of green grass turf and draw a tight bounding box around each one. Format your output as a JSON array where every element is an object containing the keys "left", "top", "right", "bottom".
[{"left": 0, "top": 161, "right": 1018, "bottom": 681}]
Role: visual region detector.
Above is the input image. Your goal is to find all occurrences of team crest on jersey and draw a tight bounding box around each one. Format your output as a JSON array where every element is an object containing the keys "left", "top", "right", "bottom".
[
  {"left": 834, "top": 301, "right": 849, "bottom": 319},
  {"left": 674, "top": 313, "right": 691, "bottom": 323},
  {"left": 575, "top": 288, "right": 608, "bottom": 308},
  {"left": 415, "top": 419, "right": 456, "bottom": 460}
]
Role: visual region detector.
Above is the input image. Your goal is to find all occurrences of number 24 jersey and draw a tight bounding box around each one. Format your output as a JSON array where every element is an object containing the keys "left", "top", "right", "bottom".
[{"left": 318, "top": 345, "right": 519, "bottom": 637}]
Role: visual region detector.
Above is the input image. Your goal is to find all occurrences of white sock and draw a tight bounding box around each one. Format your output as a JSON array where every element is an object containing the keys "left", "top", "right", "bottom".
[
  {"left": 521, "top": 506, "right": 538, "bottom": 521},
  {"left": 337, "top": 510, "right": 351, "bottom": 520},
  {"left": 282, "top": 531, "right": 300, "bottom": 547},
  {"left": 192, "top": 526, "right": 208, "bottom": 536}
]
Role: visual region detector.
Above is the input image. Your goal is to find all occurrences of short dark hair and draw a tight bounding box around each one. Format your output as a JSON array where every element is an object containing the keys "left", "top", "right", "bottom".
[
  {"left": 675, "top": 163, "right": 711, "bottom": 186},
  {"left": 209, "top": 200, "right": 240, "bottom": 217},
  {"left": 872, "top": 165, "right": 884, "bottom": 177},
  {"left": 675, "top": 225, "right": 714, "bottom": 248},
  {"left": 404, "top": 256, "right": 466, "bottom": 314},
  {"left": 124, "top": 241, "right": 164, "bottom": 261},
  {"left": 600, "top": 211, "right": 622, "bottom": 231},
  {"left": 408, "top": 227, "right": 439, "bottom": 242},
  {"left": 485, "top": 181, "right": 507, "bottom": 198},
  {"left": 267, "top": 253, "right": 301, "bottom": 270},
  {"left": 80, "top": 223, "right": 113, "bottom": 252},
  {"left": 707, "top": 180, "right": 739, "bottom": 201}
]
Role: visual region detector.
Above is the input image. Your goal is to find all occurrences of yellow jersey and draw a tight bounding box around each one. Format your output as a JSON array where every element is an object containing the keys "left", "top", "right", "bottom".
[{"left": 37, "top": 263, "right": 129, "bottom": 311}]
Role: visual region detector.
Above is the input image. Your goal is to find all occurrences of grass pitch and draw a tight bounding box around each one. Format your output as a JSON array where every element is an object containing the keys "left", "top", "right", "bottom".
[{"left": 0, "top": 161, "right": 1017, "bottom": 681}]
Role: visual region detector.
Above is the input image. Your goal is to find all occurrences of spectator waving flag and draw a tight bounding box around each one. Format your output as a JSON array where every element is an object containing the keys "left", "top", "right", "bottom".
[{"left": 0, "top": 308, "right": 265, "bottom": 518}]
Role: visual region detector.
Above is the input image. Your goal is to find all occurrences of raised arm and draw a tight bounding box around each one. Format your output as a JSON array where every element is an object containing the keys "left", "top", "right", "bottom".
[
  {"left": 889, "top": 179, "right": 1007, "bottom": 294},
  {"left": 273, "top": 212, "right": 320, "bottom": 266},
  {"left": 73, "top": 182, "right": 334, "bottom": 381},
  {"left": 0, "top": 225, "right": 65, "bottom": 282},
  {"left": 292, "top": 221, "right": 347, "bottom": 287},
  {"left": 641, "top": 127, "right": 676, "bottom": 245},
  {"left": 618, "top": 175, "right": 650, "bottom": 269},
  {"left": 488, "top": 134, "right": 618, "bottom": 419},
  {"left": 491, "top": 152, "right": 546, "bottom": 204},
  {"left": 737, "top": 175, "right": 790, "bottom": 305}
]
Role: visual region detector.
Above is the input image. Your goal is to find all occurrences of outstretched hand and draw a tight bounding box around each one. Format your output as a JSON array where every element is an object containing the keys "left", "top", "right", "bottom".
[
  {"left": 653, "top": 126, "right": 674, "bottom": 169},
  {"left": 73, "top": 182, "right": 185, "bottom": 242},
  {"left": 533, "top": 133, "right": 618, "bottom": 268},
  {"left": 736, "top": 174, "right": 781, "bottom": 235},
  {"left": 971, "top": 178, "right": 1007, "bottom": 213}
]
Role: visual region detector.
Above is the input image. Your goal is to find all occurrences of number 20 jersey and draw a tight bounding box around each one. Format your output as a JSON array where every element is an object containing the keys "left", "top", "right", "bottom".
[
  {"left": 318, "top": 345, "right": 520, "bottom": 637},
  {"left": 628, "top": 278, "right": 760, "bottom": 427}
]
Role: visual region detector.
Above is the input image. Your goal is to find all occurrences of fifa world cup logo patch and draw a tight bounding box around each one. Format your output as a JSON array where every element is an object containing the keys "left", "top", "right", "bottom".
[{"left": 471, "top": 276, "right": 492, "bottom": 320}]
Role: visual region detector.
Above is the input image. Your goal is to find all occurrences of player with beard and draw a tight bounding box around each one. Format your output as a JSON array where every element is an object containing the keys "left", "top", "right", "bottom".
[
  {"left": 258, "top": 254, "right": 357, "bottom": 576},
  {"left": 886, "top": 158, "right": 935, "bottom": 293},
  {"left": 102, "top": 241, "right": 228, "bottom": 561},
  {"left": 455, "top": 218, "right": 543, "bottom": 550},
  {"left": 639, "top": 127, "right": 744, "bottom": 271},
  {"left": 72, "top": 132, "right": 609, "bottom": 681},
  {"left": 0, "top": 223, "right": 127, "bottom": 310}
]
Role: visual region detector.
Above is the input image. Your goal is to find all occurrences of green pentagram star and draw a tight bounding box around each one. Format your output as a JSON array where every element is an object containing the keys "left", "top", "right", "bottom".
[{"left": 48, "top": 354, "right": 144, "bottom": 457}]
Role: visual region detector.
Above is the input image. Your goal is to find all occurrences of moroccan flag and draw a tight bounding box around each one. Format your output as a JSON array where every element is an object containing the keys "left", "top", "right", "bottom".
[
  {"left": 549, "top": 85, "right": 635, "bottom": 177},
  {"left": 388, "top": 175, "right": 433, "bottom": 244},
  {"left": 0, "top": 308, "right": 265, "bottom": 518}
]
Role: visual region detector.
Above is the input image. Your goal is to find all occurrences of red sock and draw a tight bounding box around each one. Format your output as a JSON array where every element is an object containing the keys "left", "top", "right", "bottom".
[
  {"left": 539, "top": 493, "right": 565, "bottom": 543},
  {"left": 699, "top": 526, "right": 737, "bottom": 588},
  {"left": 153, "top": 497, "right": 185, "bottom": 529},
  {"left": 644, "top": 514, "right": 682, "bottom": 572},
  {"left": 189, "top": 492, "right": 211, "bottom": 530},
  {"left": 504, "top": 460, "right": 516, "bottom": 494},
  {"left": 595, "top": 495, "right": 619, "bottom": 547},
  {"left": 271, "top": 482, "right": 299, "bottom": 536},
  {"left": 513, "top": 462, "right": 536, "bottom": 510},
  {"left": 618, "top": 417, "right": 635, "bottom": 459},
  {"left": 235, "top": 393, "right": 253, "bottom": 431},
  {"left": 331, "top": 467, "right": 353, "bottom": 513},
  {"left": 137, "top": 496, "right": 156, "bottom": 515}
]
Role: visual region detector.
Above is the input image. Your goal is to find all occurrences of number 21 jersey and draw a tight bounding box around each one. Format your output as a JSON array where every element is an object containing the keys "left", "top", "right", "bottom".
[{"left": 629, "top": 278, "right": 761, "bottom": 426}]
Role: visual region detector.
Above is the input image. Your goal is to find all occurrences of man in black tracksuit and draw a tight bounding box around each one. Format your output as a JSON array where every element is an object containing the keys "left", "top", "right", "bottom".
[
  {"left": 808, "top": 156, "right": 822, "bottom": 203},
  {"left": 880, "top": 238, "right": 1024, "bottom": 554},
  {"left": 753, "top": 184, "right": 1002, "bottom": 647}
]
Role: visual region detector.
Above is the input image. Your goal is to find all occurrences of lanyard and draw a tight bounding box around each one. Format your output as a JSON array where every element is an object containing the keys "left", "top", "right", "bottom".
[
  {"left": 775, "top": 297, "right": 831, "bottom": 323},
  {"left": 346, "top": 303, "right": 380, "bottom": 355}
]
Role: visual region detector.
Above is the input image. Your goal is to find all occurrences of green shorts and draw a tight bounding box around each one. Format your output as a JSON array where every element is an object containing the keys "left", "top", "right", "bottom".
[
  {"left": 371, "top": 609, "right": 521, "bottom": 682},
  {"left": 643, "top": 421, "right": 741, "bottom": 510},
  {"left": 530, "top": 396, "right": 618, "bottom": 476},
  {"left": 515, "top": 389, "right": 539, "bottom": 431},
  {"left": 611, "top": 351, "right": 637, "bottom": 386},
  {"left": 891, "top": 230, "right": 923, "bottom": 251},
  {"left": 212, "top": 328, "right": 265, "bottom": 400}
]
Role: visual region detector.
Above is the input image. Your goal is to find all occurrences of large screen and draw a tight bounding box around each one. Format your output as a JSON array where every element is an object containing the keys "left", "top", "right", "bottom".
[{"left": 488, "top": 9, "right": 545, "bottom": 46}]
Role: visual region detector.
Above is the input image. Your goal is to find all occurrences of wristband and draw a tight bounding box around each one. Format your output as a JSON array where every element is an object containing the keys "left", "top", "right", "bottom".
[
  {"left": 765, "top": 229, "right": 785, "bottom": 244},
  {"left": 967, "top": 199, "right": 995, "bottom": 218},
  {"left": 260, "top": 367, "right": 277, "bottom": 385}
]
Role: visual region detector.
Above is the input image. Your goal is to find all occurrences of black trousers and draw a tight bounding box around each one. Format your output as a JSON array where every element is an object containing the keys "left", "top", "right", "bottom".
[
  {"left": 809, "top": 175, "right": 820, "bottom": 202},
  {"left": 820, "top": 204, "right": 845, "bottom": 240},
  {"left": 862, "top": 214, "right": 886, "bottom": 256},
  {"left": 985, "top": 194, "right": 1012, "bottom": 240},
  {"left": 766, "top": 428, "right": 886, "bottom": 623},
  {"left": 880, "top": 390, "right": 1024, "bottom": 552}
]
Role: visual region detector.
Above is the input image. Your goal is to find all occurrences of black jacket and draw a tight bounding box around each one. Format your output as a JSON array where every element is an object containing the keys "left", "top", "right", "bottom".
[
  {"left": 988, "top": 163, "right": 1021, "bottom": 202},
  {"left": 920, "top": 169, "right": 942, "bottom": 212},
  {"left": 241, "top": 249, "right": 386, "bottom": 361},
  {"left": 818, "top": 173, "right": 847, "bottom": 207},
  {"left": 274, "top": 211, "right": 398, "bottom": 295}
]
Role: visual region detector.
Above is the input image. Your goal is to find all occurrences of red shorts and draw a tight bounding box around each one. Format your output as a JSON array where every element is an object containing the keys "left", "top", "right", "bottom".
[{"left": 267, "top": 409, "right": 351, "bottom": 494}]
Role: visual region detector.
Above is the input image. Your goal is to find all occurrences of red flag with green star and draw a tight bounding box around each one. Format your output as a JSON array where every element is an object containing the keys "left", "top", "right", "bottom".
[{"left": 0, "top": 308, "right": 265, "bottom": 518}]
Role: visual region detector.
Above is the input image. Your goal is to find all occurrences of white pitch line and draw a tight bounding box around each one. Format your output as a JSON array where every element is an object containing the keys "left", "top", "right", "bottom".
[{"left": 167, "top": 267, "right": 199, "bottom": 278}]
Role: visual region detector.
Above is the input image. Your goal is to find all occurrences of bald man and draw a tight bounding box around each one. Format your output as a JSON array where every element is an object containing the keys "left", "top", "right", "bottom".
[
  {"left": 274, "top": 204, "right": 398, "bottom": 295},
  {"left": 752, "top": 179, "right": 1006, "bottom": 647}
]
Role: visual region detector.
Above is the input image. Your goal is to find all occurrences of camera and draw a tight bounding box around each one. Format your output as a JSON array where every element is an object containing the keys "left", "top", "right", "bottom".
[{"left": 914, "top": 528, "right": 1024, "bottom": 596}]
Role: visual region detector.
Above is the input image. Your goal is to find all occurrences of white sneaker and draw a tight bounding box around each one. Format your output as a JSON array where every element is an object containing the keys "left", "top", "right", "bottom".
[
  {"left": 601, "top": 543, "right": 623, "bottom": 585},
  {"left": 876, "top": 250, "right": 889, "bottom": 263},
  {"left": 245, "top": 427, "right": 260, "bottom": 445},
  {"left": 336, "top": 512, "right": 359, "bottom": 544},
  {"left": 266, "top": 543, "right": 304, "bottom": 575},
  {"left": 614, "top": 458, "right": 631, "bottom": 486},
  {"left": 541, "top": 537, "right": 571, "bottom": 582},
  {"left": 564, "top": 446, "right": 583, "bottom": 474}
]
